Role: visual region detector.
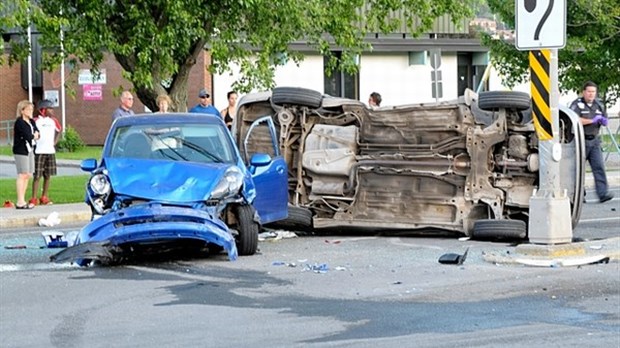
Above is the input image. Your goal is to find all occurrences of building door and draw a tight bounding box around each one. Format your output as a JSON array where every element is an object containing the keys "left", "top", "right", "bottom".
[{"left": 457, "top": 52, "right": 488, "bottom": 96}]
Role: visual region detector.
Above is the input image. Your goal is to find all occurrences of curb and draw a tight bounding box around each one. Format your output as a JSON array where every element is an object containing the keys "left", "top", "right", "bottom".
[
  {"left": 483, "top": 237, "right": 620, "bottom": 266},
  {"left": 0, "top": 205, "right": 91, "bottom": 230}
]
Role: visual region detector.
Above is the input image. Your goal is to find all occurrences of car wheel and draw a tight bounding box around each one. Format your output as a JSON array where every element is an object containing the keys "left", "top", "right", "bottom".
[
  {"left": 478, "top": 91, "right": 530, "bottom": 111},
  {"left": 267, "top": 205, "right": 313, "bottom": 231},
  {"left": 472, "top": 219, "right": 527, "bottom": 240},
  {"left": 235, "top": 205, "right": 259, "bottom": 256},
  {"left": 271, "top": 87, "right": 323, "bottom": 108}
]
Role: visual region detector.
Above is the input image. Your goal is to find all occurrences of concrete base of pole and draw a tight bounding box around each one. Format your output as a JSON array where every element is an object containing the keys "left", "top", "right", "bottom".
[{"left": 528, "top": 194, "right": 572, "bottom": 244}]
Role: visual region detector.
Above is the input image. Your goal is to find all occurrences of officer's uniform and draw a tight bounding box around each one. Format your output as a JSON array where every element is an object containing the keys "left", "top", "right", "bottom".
[{"left": 569, "top": 97, "right": 612, "bottom": 201}]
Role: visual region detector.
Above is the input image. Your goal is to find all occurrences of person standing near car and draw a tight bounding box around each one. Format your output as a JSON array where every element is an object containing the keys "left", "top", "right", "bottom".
[
  {"left": 30, "top": 99, "right": 62, "bottom": 206},
  {"left": 156, "top": 94, "right": 172, "bottom": 113},
  {"left": 569, "top": 81, "right": 614, "bottom": 203},
  {"left": 189, "top": 88, "right": 221, "bottom": 117},
  {"left": 220, "top": 91, "right": 237, "bottom": 130},
  {"left": 12, "top": 100, "right": 39, "bottom": 209},
  {"left": 112, "top": 90, "right": 135, "bottom": 121},
  {"left": 368, "top": 92, "right": 382, "bottom": 109}
]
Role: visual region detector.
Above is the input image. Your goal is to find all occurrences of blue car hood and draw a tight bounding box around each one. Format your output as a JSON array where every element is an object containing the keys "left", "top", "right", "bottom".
[{"left": 104, "top": 158, "right": 231, "bottom": 202}]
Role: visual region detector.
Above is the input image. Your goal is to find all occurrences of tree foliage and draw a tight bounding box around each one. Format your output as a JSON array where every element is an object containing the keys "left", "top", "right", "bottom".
[
  {"left": 484, "top": 0, "right": 620, "bottom": 107},
  {"left": 1, "top": 0, "right": 475, "bottom": 111}
]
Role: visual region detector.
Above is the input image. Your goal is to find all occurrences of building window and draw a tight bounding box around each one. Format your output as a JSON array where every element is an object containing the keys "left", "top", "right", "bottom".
[
  {"left": 457, "top": 52, "right": 488, "bottom": 96},
  {"left": 323, "top": 52, "right": 359, "bottom": 99}
]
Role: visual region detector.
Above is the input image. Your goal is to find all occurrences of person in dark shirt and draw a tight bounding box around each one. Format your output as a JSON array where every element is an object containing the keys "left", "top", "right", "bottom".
[
  {"left": 220, "top": 91, "right": 237, "bottom": 130},
  {"left": 368, "top": 92, "right": 382, "bottom": 109},
  {"left": 569, "top": 81, "right": 614, "bottom": 203},
  {"left": 12, "top": 100, "right": 40, "bottom": 209}
]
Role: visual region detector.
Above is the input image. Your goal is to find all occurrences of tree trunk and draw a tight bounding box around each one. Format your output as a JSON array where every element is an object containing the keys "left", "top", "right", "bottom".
[
  {"left": 114, "top": 38, "right": 206, "bottom": 113},
  {"left": 168, "top": 39, "right": 206, "bottom": 112}
]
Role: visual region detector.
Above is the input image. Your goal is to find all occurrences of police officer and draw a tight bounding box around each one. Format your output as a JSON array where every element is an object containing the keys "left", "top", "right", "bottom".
[{"left": 569, "top": 81, "right": 614, "bottom": 203}]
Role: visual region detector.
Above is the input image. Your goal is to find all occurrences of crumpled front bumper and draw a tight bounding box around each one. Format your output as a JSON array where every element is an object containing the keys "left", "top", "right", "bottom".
[{"left": 53, "top": 203, "right": 238, "bottom": 265}]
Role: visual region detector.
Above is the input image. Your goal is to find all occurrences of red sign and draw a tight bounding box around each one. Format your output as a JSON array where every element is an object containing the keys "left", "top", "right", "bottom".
[{"left": 83, "top": 84, "right": 103, "bottom": 101}]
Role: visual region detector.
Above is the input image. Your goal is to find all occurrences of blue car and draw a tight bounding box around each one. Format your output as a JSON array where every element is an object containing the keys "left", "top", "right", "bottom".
[{"left": 51, "top": 114, "right": 288, "bottom": 266}]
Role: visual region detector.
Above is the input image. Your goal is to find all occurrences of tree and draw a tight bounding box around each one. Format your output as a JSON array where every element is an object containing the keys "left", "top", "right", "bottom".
[
  {"left": 483, "top": 0, "right": 620, "bottom": 107},
  {"left": 1, "top": 0, "right": 475, "bottom": 111}
]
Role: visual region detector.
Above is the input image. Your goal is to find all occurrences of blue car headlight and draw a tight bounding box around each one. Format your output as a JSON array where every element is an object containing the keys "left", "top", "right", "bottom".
[
  {"left": 89, "top": 174, "right": 111, "bottom": 196},
  {"left": 211, "top": 166, "right": 244, "bottom": 199}
]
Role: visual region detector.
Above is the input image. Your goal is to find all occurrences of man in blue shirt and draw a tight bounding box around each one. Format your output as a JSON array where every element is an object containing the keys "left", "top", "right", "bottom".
[
  {"left": 189, "top": 89, "right": 221, "bottom": 117},
  {"left": 112, "top": 91, "right": 135, "bottom": 121}
]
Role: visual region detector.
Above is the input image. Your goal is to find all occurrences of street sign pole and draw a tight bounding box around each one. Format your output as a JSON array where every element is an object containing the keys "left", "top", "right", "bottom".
[
  {"left": 528, "top": 49, "right": 572, "bottom": 244},
  {"left": 515, "top": 0, "right": 571, "bottom": 244}
]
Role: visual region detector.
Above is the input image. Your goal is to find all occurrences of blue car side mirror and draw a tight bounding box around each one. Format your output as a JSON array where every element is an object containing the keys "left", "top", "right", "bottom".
[
  {"left": 81, "top": 158, "right": 98, "bottom": 172},
  {"left": 250, "top": 153, "right": 272, "bottom": 167}
]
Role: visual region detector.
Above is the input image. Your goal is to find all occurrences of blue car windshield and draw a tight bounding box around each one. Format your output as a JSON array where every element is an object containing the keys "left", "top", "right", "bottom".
[{"left": 108, "top": 123, "right": 236, "bottom": 164}]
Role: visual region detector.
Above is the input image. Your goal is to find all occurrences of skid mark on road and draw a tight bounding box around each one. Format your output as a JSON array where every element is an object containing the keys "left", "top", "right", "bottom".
[{"left": 389, "top": 238, "right": 443, "bottom": 250}]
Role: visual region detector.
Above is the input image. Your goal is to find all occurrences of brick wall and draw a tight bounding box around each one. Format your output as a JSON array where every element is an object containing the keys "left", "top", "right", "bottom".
[
  {"left": 0, "top": 59, "right": 30, "bottom": 144},
  {"left": 1, "top": 51, "right": 212, "bottom": 145}
]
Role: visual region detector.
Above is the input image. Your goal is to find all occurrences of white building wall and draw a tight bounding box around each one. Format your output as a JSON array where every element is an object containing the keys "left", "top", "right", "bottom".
[
  {"left": 213, "top": 56, "right": 324, "bottom": 111},
  {"left": 359, "top": 53, "right": 459, "bottom": 106},
  {"left": 214, "top": 52, "right": 619, "bottom": 118}
]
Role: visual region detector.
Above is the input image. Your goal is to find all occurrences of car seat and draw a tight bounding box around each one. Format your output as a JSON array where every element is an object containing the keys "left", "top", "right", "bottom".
[{"left": 123, "top": 133, "right": 151, "bottom": 159}]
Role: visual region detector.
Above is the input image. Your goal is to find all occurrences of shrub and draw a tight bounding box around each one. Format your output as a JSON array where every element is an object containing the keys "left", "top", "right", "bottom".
[{"left": 57, "top": 126, "right": 85, "bottom": 152}]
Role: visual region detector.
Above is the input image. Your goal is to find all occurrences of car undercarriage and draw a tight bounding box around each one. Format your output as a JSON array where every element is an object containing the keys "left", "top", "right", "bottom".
[{"left": 236, "top": 88, "right": 584, "bottom": 238}]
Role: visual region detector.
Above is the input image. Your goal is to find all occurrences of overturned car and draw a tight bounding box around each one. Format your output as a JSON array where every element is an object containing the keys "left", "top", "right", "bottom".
[
  {"left": 52, "top": 114, "right": 288, "bottom": 265},
  {"left": 235, "top": 87, "right": 585, "bottom": 239}
]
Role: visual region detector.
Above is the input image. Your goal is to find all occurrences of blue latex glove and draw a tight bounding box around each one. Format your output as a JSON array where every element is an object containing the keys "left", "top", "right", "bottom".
[
  {"left": 591, "top": 115, "right": 603, "bottom": 125},
  {"left": 599, "top": 116, "right": 608, "bottom": 126}
]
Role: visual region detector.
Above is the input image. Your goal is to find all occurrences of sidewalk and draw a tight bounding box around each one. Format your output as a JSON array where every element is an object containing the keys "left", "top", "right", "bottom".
[
  {"left": 0, "top": 202, "right": 91, "bottom": 229},
  {"left": 0, "top": 155, "right": 81, "bottom": 168}
]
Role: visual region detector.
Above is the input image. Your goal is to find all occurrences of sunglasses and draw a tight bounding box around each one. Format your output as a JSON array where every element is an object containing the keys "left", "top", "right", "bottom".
[{"left": 200, "top": 95, "right": 210, "bottom": 99}]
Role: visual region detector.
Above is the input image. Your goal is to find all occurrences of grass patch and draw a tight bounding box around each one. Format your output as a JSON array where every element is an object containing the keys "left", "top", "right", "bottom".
[
  {"left": 0, "top": 175, "right": 89, "bottom": 204},
  {"left": 0, "top": 145, "right": 102, "bottom": 160}
]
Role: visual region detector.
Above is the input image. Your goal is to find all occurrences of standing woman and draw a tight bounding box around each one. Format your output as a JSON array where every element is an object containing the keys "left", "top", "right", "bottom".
[
  {"left": 220, "top": 91, "right": 237, "bottom": 130},
  {"left": 12, "top": 100, "right": 39, "bottom": 209},
  {"left": 156, "top": 94, "right": 172, "bottom": 113}
]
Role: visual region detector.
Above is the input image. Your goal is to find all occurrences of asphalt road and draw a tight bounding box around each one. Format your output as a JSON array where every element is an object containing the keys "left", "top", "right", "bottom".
[{"left": 0, "top": 188, "right": 618, "bottom": 347}]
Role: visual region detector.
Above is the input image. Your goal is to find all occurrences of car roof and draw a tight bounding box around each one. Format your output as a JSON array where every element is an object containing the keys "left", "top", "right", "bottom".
[{"left": 112, "top": 113, "right": 224, "bottom": 127}]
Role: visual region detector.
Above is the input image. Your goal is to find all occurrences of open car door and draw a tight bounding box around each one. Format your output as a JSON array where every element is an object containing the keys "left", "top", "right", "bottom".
[
  {"left": 558, "top": 105, "right": 586, "bottom": 227},
  {"left": 244, "top": 116, "right": 289, "bottom": 224}
]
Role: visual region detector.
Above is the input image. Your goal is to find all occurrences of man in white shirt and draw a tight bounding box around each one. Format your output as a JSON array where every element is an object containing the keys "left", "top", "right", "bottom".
[{"left": 30, "top": 99, "right": 62, "bottom": 206}]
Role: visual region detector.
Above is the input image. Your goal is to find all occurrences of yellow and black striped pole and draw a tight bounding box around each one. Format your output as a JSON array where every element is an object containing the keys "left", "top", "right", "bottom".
[
  {"left": 528, "top": 48, "right": 573, "bottom": 244},
  {"left": 529, "top": 49, "right": 553, "bottom": 141}
]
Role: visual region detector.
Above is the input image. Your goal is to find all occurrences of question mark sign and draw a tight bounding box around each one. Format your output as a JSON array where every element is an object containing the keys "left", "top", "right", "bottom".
[
  {"left": 525, "top": 0, "right": 554, "bottom": 41},
  {"left": 525, "top": 0, "right": 537, "bottom": 12}
]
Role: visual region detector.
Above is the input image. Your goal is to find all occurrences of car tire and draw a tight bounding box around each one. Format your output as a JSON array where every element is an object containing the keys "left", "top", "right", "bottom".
[
  {"left": 271, "top": 87, "right": 323, "bottom": 108},
  {"left": 478, "top": 91, "right": 531, "bottom": 111},
  {"left": 235, "top": 205, "right": 259, "bottom": 256},
  {"left": 472, "top": 219, "right": 527, "bottom": 240},
  {"left": 266, "top": 205, "right": 313, "bottom": 231}
]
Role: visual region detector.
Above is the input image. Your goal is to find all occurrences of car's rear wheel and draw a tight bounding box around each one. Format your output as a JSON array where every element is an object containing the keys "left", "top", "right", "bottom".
[
  {"left": 235, "top": 205, "right": 259, "bottom": 255},
  {"left": 272, "top": 87, "right": 323, "bottom": 108},
  {"left": 267, "top": 205, "right": 313, "bottom": 231},
  {"left": 472, "top": 219, "right": 527, "bottom": 240},
  {"left": 478, "top": 91, "right": 530, "bottom": 111}
]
